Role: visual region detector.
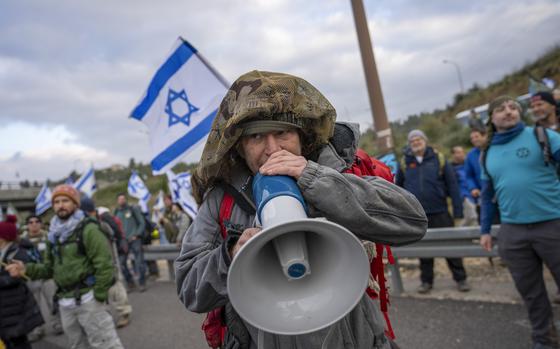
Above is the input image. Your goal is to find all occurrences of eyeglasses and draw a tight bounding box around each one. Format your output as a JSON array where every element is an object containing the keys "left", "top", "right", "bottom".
[{"left": 28, "top": 220, "right": 41, "bottom": 224}]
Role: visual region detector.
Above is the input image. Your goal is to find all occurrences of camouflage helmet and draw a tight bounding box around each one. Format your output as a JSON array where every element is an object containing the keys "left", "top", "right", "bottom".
[{"left": 192, "top": 70, "right": 336, "bottom": 202}]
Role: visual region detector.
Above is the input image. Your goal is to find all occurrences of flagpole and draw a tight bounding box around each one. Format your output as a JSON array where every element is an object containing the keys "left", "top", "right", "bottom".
[{"left": 180, "top": 37, "right": 230, "bottom": 89}]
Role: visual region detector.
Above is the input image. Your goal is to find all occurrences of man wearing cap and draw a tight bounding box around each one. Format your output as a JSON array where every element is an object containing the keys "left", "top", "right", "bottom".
[
  {"left": 175, "top": 70, "right": 427, "bottom": 349},
  {"left": 396, "top": 129, "right": 469, "bottom": 294},
  {"left": 480, "top": 96, "right": 560, "bottom": 349},
  {"left": 20, "top": 214, "right": 63, "bottom": 341},
  {"left": 531, "top": 91, "right": 559, "bottom": 130},
  {"left": 6, "top": 184, "right": 123, "bottom": 349}
]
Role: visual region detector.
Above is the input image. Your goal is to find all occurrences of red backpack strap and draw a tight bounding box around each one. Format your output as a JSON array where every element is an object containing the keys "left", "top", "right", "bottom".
[
  {"left": 345, "top": 148, "right": 397, "bottom": 340},
  {"left": 202, "top": 192, "right": 235, "bottom": 349},
  {"left": 218, "top": 192, "right": 235, "bottom": 239}
]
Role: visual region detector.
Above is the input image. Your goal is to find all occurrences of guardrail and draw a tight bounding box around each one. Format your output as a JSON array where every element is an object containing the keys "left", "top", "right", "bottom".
[
  {"left": 144, "top": 225, "right": 500, "bottom": 294},
  {"left": 388, "top": 225, "right": 499, "bottom": 295}
]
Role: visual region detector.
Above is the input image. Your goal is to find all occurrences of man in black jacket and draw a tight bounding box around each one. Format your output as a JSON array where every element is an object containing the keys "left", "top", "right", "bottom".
[{"left": 396, "top": 129, "right": 470, "bottom": 294}]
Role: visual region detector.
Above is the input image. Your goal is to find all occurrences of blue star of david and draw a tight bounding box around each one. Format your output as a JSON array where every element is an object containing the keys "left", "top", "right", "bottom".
[{"left": 165, "top": 89, "right": 199, "bottom": 127}]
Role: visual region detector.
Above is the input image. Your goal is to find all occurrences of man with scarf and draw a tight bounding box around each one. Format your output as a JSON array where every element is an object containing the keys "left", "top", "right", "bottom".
[
  {"left": 6, "top": 185, "right": 123, "bottom": 349},
  {"left": 479, "top": 96, "right": 560, "bottom": 349}
]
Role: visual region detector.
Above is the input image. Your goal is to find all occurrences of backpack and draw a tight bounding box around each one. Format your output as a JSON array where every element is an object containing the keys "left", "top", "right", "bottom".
[{"left": 201, "top": 147, "right": 398, "bottom": 348}]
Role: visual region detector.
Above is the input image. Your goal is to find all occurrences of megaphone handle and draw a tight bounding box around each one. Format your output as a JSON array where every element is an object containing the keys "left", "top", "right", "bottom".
[{"left": 258, "top": 329, "right": 264, "bottom": 349}]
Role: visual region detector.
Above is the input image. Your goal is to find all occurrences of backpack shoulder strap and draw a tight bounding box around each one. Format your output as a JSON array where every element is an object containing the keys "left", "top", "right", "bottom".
[
  {"left": 534, "top": 125, "right": 553, "bottom": 166},
  {"left": 434, "top": 149, "right": 446, "bottom": 177},
  {"left": 218, "top": 192, "right": 235, "bottom": 240},
  {"left": 74, "top": 217, "right": 100, "bottom": 256}
]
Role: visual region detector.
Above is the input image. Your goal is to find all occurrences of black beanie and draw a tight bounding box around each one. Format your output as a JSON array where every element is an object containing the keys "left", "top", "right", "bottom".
[
  {"left": 80, "top": 197, "right": 96, "bottom": 213},
  {"left": 531, "top": 91, "right": 556, "bottom": 106}
]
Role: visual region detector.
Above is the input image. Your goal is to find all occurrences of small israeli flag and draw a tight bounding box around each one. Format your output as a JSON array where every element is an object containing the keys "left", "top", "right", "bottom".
[
  {"left": 167, "top": 170, "right": 197, "bottom": 219},
  {"left": 74, "top": 167, "right": 97, "bottom": 197},
  {"left": 35, "top": 183, "right": 52, "bottom": 215},
  {"left": 128, "top": 171, "right": 151, "bottom": 213},
  {"left": 130, "top": 37, "right": 229, "bottom": 175}
]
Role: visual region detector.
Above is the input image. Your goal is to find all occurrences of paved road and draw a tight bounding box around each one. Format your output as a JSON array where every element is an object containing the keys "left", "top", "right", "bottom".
[{"left": 36, "top": 281, "right": 558, "bottom": 349}]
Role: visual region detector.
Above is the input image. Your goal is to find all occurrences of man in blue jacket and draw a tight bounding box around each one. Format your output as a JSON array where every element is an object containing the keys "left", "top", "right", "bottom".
[
  {"left": 480, "top": 95, "right": 560, "bottom": 349},
  {"left": 397, "top": 129, "right": 469, "bottom": 294}
]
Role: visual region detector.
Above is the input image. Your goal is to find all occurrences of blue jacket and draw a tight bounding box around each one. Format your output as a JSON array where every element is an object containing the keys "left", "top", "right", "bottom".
[
  {"left": 452, "top": 162, "right": 473, "bottom": 202},
  {"left": 464, "top": 147, "right": 482, "bottom": 194},
  {"left": 396, "top": 147, "right": 463, "bottom": 217}
]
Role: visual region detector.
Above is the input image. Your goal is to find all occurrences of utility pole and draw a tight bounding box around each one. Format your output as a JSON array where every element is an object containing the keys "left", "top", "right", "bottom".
[{"left": 350, "top": 0, "right": 393, "bottom": 154}]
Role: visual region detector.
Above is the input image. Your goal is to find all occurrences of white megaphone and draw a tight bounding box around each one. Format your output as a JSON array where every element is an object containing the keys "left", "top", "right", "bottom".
[{"left": 227, "top": 174, "right": 370, "bottom": 335}]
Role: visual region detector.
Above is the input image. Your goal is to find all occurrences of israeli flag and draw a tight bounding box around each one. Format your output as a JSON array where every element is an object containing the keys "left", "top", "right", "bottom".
[
  {"left": 74, "top": 167, "right": 97, "bottom": 197},
  {"left": 130, "top": 37, "right": 229, "bottom": 175},
  {"left": 35, "top": 184, "right": 52, "bottom": 215},
  {"left": 167, "top": 170, "right": 197, "bottom": 219},
  {"left": 128, "top": 171, "right": 151, "bottom": 213}
]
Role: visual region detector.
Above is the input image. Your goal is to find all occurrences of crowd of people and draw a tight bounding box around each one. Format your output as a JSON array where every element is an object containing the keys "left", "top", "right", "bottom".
[
  {"left": 1, "top": 74, "right": 559, "bottom": 349},
  {"left": 1, "top": 185, "right": 192, "bottom": 349}
]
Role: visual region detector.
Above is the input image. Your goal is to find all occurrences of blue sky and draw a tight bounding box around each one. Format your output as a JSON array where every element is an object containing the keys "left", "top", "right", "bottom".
[{"left": 1, "top": 0, "right": 559, "bottom": 181}]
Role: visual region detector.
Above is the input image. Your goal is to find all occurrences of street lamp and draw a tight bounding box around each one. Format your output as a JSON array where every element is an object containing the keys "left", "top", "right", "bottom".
[{"left": 443, "top": 59, "right": 465, "bottom": 94}]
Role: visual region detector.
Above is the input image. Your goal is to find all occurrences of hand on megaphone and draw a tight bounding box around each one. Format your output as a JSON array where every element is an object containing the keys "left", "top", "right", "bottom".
[
  {"left": 259, "top": 150, "right": 307, "bottom": 179},
  {"left": 230, "top": 227, "right": 262, "bottom": 258}
]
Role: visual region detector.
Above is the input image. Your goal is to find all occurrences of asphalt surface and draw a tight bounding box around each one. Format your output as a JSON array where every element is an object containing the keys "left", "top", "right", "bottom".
[{"left": 35, "top": 280, "right": 558, "bottom": 349}]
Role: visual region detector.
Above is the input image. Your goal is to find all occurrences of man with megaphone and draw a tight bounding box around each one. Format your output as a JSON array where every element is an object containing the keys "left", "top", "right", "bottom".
[{"left": 175, "top": 70, "right": 428, "bottom": 349}]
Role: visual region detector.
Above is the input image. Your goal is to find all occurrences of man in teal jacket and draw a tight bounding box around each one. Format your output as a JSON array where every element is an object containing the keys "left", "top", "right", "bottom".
[
  {"left": 7, "top": 184, "right": 123, "bottom": 349},
  {"left": 480, "top": 96, "right": 560, "bottom": 349}
]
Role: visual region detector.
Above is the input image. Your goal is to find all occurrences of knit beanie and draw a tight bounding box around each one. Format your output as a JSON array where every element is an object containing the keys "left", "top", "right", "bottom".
[
  {"left": 488, "top": 96, "right": 521, "bottom": 118},
  {"left": 80, "top": 197, "right": 96, "bottom": 213},
  {"left": 0, "top": 220, "right": 18, "bottom": 241},
  {"left": 51, "top": 184, "right": 80, "bottom": 207},
  {"left": 407, "top": 129, "right": 428, "bottom": 142},
  {"left": 531, "top": 91, "right": 556, "bottom": 106}
]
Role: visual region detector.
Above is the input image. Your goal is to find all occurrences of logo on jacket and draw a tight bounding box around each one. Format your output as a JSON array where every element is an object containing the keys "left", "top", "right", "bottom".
[
  {"left": 408, "top": 162, "right": 417, "bottom": 169},
  {"left": 516, "top": 147, "right": 530, "bottom": 158}
]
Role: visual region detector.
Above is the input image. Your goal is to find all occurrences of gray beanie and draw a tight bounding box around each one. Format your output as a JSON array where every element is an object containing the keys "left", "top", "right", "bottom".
[{"left": 407, "top": 129, "right": 428, "bottom": 142}]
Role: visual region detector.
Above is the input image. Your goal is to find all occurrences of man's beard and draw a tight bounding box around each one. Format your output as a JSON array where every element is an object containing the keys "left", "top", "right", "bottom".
[{"left": 56, "top": 209, "right": 74, "bottom": 220}]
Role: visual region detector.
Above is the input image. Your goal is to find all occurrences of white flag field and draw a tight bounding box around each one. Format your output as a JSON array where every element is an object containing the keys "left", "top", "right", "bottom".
[
  {"left": 128, "top": 171, "right": 151, "bottom": 214},
  {"left": 167, "top": 170, "right": 198, "bottom": 219},
  {"left": 130, "top": 37, "right": 229, "bottom": 175},
  {"left": 35, "top": 183, "right": 52, "bottom": 215},
  {"left": 74, "top": 166, "right": 97, "bottom": 197}
]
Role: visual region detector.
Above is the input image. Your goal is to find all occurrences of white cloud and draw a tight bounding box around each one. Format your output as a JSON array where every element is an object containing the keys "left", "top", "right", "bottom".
[{"left": 0, "top": 0, "right": 559, "bottom": 181}]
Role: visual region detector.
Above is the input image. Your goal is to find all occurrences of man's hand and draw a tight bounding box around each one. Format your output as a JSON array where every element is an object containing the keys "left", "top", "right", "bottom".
[
  {"left": 259, "top": 150, "right": 307, "bottom": 179},
  {"left": 230, "top": 227, "right": 262, "bottom": 259},
  {"left": 471, "top": 189, "right": 480, "bottom": 198},
  {"left": 480, "top": 234, "right": 493, "bottom": 252},
  {"left": 6, "top": 260, "right": 26, "bottom": 278}
]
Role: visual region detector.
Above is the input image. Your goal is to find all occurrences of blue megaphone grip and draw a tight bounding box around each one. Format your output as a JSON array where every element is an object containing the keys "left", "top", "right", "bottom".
[{"left": 252, "top": 174, "right": 308, "bottom": 222}]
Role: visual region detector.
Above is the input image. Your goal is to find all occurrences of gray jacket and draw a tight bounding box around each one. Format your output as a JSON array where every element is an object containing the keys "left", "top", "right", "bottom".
[{"left": 175, "top": 136, "right": 427, "bottom": 349}]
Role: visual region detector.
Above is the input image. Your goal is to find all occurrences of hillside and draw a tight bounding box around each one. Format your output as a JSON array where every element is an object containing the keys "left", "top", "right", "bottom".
[{"left": 359, "top": 45, "right": 560, "bottom": 157}]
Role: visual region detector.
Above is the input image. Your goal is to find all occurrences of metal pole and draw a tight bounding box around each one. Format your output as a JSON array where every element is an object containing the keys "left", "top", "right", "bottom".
[
  {"left": 350, "top": 0, "right": 393, "bottom": 154},
  {"left": 443, "top": 59, "right": 465, "bottom": 94}
]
